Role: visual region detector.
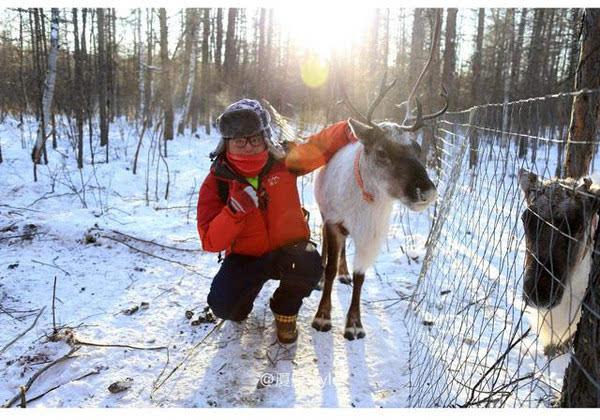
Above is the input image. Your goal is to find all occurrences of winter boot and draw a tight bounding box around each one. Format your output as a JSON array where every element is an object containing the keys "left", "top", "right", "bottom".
[{"left": 272, "top": 310, "right": 298, "bottom": 344}]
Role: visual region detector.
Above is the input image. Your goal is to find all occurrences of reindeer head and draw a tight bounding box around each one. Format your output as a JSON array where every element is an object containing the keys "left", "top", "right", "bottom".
[
  {"left": 348, "top": 119, "right": 437, "bottom": 211},
  {"left": 336, "top": 10, "right": 446, "bottom": 212},
  {"left": 518, "top": 169, "right": 600, "bottom": 309}
]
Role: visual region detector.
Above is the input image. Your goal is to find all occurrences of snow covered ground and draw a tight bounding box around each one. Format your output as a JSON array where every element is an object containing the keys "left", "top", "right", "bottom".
[{"left": 0, "top": 115, "right": 432, "bottom": 407}]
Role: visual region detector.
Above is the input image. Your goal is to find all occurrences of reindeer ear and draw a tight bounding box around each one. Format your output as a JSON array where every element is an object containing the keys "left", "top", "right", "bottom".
[
  {"left": 579, "top": 177, "right": 593, "bottom": 191},
  {"left": 589, "top": 183, "right": 600, "bottom": 196},
  {"left": 518, "top": 169, "right": 541, "bottom": 196},
  {"left": 348, "top": 118, "right": 376, "bottom": 147},
  {"left": 585, "top": 180, "right": 600, "bottom": 213}
]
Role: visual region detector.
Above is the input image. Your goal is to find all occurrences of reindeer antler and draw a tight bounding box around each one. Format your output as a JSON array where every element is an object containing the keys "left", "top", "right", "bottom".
[
  {"left": 337, "top": 79, "right": 369, "bottom": 125},
  {"left": 337, "top": 66, "right": 397, "bottom": 127},
  {"left": 400, "top": 86, "right": 449, "bottom": 132},
  {"left": 366, "top": 70, "right": 397, "bottom": 123},
  {"left": 421, "top": 85, "right": 449, "bottom": 121},
  {"left": 397, "top": 9, "right": 448, "bottom": 132}
]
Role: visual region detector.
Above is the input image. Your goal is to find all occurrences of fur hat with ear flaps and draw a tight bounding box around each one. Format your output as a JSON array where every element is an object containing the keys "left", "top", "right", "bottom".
[{"left": 210, "top": 99, "right": 285, "bottom": 160}]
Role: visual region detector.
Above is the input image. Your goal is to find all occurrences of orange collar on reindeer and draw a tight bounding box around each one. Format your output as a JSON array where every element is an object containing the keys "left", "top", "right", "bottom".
[{"left": 354, "top": 148, "right": 375, "bottom": 203}]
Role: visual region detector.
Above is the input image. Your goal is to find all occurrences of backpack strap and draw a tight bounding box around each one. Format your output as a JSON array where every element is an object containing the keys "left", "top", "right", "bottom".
[{"left": 216, "top": 178, "right": 229, "bottom": 204}]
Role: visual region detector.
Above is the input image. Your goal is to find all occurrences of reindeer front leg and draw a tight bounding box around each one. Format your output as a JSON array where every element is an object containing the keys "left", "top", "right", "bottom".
[
  {"left": 344, "top": 271, "right": 365, "bottom": 340},
  {"left": 316, "top": 227, "right": 351, "bottom": 290},
  {"left": 315, "top": 224, "right": 328, "bottom": 290},
  {"left": 312, "top": 223, "right": 344, "bottom": 332}
]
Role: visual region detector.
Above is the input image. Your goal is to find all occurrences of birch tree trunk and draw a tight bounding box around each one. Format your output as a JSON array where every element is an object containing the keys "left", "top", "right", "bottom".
[
  {"left": 223, "top": 8, "right": 237, "bottom": 85},
  {"left": 73, "top": 8, "right": 84, "bottom": 169},
  {"left": 561, "top": 30, "right": 600, "bottom": 398},
  {"left": 144, "top": 9, "right": 154, "bottom": 127},
  {"left": 563, "top": 9, "right": 600, "bottom": 178},
  {"left": 567, "top": 9, "right": 582, "bottom": 84},
  {"left": 215, "top": 8, "right": 223, "bottom": 77},
  {"left": 524, "top": 9, "right": 546, "bottom": 98},
  {"left": 177, "top": 9, "right": 198, "bottom": 135},
  {"left": 136, "top": 8, "right": 144, "bottom": 125},
  {"left": 159, "top": 8, "right": 174, "bottom": 142},
  {"left": 32, "top": 8, "right": 59, "bottom": 180},
  {"left": 469, "top": 8, "right": 485, "bottom": 168},
  {"left": 382, "top": 9, "right": 390, "bottom": 75},
  {"left": 420, "top": 9, "right": 442, "bottom": 167},
  {"left": 18, "top": 10, "right": 30, "bottom": 123},
  {"left": 97, "top": 8, "right": 109, "bottom": 160},
  {"left": 406, "top": 8, "right": 425, "bottom": 104},
  {"left": 367, "top": 9, "right": 380, "bottom": 76},
  {"left": 510, "top": 9, "right": 528, "bottom": 97},
  {"left": 258, "top": 9, "right": 267, "bottom": 97},
  {"left": 501, "top": 10, "right": 514, "bottom": 147},
  {"left": 200, "top": 8, "right": 211, "bottom": 135},
  {"left": 110, "top": 9, "right": 118, "bottom": 119},
  {"left": 442, "top": 8, "right": 457, "bottom": 106}
]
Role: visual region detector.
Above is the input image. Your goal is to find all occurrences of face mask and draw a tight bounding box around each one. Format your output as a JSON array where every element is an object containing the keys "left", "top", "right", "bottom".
[{"left": 226, "top": 150, "right": 269, "bottom": 177}]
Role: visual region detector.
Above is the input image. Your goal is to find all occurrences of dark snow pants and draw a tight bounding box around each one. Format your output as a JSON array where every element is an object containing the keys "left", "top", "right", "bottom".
[{"left": 207, "top": 240, "right": 322, "bottom": 320}]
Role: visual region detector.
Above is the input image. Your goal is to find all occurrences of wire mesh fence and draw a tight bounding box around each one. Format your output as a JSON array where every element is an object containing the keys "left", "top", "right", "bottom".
[{"left": 405, "top": 88, "right": 600, "bottom": 407}]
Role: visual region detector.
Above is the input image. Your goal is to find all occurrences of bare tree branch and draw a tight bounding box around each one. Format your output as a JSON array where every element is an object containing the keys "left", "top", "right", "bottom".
[
  {"left": 72, "top": 338, "right": 166, "bottom": 351},
  {"left": 2, "top": 346, "right": 79, "bottom": 408},
  {"left": 0, "top": 306, "right": 46, "bottom": 355},
  {"left": 24, "top": 368, "right": 101, "bottom": 405}
]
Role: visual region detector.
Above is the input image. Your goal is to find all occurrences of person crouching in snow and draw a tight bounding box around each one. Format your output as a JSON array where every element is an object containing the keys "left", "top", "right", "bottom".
[{"left": 197, "top": 99, "right": 356, "bottom": 344}]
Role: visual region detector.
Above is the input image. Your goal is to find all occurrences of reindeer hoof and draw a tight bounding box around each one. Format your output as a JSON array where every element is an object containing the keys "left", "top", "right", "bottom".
[
  {"left": 344, "top": 325, "right": 366, "bottom": 340},
  {"left": 337, "top": 274, "right": 352, "bottom": 285},
  {"left": 312, "top": 317, "right": 332, "bottom": 332}
]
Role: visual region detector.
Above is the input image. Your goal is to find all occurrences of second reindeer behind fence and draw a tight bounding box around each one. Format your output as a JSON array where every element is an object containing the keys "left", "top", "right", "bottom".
[{"left": 518, "top": 169, "right": 600, "bottom": 355}]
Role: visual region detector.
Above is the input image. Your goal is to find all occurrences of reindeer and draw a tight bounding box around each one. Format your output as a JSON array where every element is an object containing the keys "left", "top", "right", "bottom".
[
  {"left": 518, "top": 169, "right": 600, "bottom": 355},
  {"left": 311, "top": 20, "right": 447, "bottom": 340}
]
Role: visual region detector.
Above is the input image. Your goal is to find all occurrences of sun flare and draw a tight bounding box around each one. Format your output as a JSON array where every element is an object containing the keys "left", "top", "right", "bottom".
[{"left": 276, "top": 7, "right": 372, "bottom": 60}]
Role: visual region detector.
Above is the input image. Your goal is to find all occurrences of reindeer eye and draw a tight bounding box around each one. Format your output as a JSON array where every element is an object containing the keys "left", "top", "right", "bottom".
[{"left": 521, "top": 209, "right": 537, "bottom": 227}]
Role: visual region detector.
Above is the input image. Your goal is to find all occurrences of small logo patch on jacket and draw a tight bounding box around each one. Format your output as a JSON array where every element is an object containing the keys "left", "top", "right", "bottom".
[{"left": 267, "top": 175, "right": 280, "bottom": 187}]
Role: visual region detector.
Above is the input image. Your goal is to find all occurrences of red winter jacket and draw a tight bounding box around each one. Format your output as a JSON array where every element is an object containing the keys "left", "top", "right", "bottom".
[{"left": 196, "top": 120, "right": 355, "bottom": 257}]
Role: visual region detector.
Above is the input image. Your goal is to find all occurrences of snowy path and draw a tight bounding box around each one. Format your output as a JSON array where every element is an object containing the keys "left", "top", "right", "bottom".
[{"left": 0, "top": 118, "right": 427, "bottom": 407}]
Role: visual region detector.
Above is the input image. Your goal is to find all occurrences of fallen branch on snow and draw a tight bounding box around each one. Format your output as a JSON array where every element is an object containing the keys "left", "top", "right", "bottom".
[
  {"left": 0, "top": 306, "right": 46, "bottom": 355},
  {"left": 154, "top": 205, "right": 194, "bottom": 211},
  {"left": 72, "top": 338, "right": 167, "bottom": 351},
  {"left": 0, "top": 204, "right": 45, "bottom": 213},
  {"left": 151, "top": 319, "right": 225, "bottom": 399},
  {"left": 0, "top": 232, "right": 45, "bottom": 242},
  {"left": 99, "top": 234, "right": 196, "bottom": 269},
  {"left": 28, "top": 192, "right": 80, "bottom": 207},
  {"left": 106, "top": 228, "right": 198, "bottom": 253},
  {"left": 459, "top": 326, "right": 531, "bottom": 408},
  {"left": 32, "top": 258, "right": 71, "bottom": 276},
  {"left": 2, "top": 346, "right": 80, "bottom": 408},
  {"left": 21, "top": 367, "right": 102, "bottom": 406},
  {"left": 52, "top": 276, "right": 58, "bottom": 335},
  {"left": 97, "top": 234, "right": 209, "bottom": 278},
  {"left": 49, "top": 327, "right": 166, "bottom": 351}
]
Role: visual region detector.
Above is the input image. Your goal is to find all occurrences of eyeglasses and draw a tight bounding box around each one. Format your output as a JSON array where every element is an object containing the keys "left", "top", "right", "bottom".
[{"left": 227, "top": 134, "right": 265, "bottom": 148}]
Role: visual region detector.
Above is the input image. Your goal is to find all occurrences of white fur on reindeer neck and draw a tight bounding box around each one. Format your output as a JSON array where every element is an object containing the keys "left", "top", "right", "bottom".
[
  {"left": 315, "top": 141, "right": 395, "bottom": 274},
  {"left": 527, "top": 213, "right": 597, "bottom": 351}
]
